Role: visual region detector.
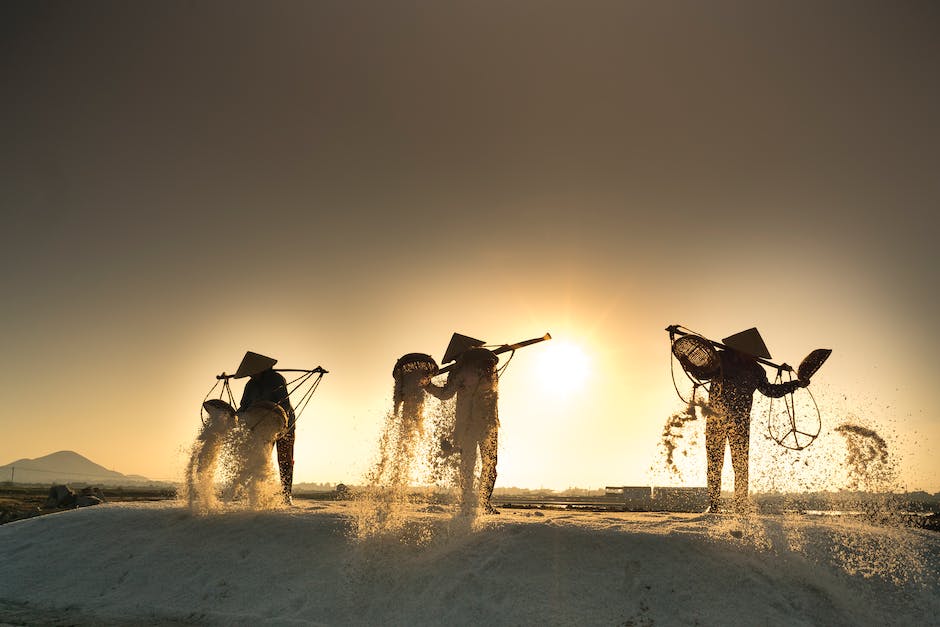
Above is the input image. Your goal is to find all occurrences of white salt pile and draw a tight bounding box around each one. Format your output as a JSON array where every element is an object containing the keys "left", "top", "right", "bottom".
[{"left": 1, "top": 500, "right": 937, "bottom": 626}]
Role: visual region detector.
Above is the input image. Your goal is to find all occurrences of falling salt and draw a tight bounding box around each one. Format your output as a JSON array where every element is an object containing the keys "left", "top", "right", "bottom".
[{"left": 184, "top": 401, "right": 287, "bottom": 514}]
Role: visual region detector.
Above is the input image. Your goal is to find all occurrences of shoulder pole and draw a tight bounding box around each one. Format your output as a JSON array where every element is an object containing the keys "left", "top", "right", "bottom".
[
  {"left": 666, "top": 325, "right": 792, "bottom": 372},
  {"left": 434, "top": 333, "right": 551, "bottom": 377}
]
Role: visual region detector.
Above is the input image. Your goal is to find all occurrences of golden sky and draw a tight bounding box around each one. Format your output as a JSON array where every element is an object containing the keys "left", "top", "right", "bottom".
[{"left": 2, "top": 1, "right": 938, "bottom": 491}]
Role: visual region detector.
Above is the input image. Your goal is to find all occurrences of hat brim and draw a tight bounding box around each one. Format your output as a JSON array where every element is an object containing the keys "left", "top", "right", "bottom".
[
  {"left": 233, "top": 351, "right": 278, "bottom": 378},
  {"left": 442, "top": 333, "right": 486, "bottom": 364},
  {"left": 721, "top": 328, "right": 772, "bottom": 359}
]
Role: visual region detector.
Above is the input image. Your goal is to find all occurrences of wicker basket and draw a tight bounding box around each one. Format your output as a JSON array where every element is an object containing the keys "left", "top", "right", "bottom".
[
  {"left": 798, "top": 348, "right": 831, "bottom": 382},
  {"left": 392, "top": 353, "right": 439, "bottom": 380},
  {"left": 672, "top": 335, "right": 720, "bottom": 381}
]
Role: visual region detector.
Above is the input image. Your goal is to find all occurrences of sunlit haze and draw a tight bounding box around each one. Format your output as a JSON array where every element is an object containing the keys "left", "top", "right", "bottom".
[
  {"left": 534, "top": 341, "right": 591, "bottom": 397},
  {"left": 1, "top": 1, "right": 938, "bottom": 493}
]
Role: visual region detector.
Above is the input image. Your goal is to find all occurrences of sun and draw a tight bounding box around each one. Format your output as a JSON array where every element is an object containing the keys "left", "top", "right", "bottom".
[{"left": 534, "top": 340, "right": 591, "bottom": 396}]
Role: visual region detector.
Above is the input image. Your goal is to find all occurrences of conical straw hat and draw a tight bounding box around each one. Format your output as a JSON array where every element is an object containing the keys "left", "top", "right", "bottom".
[
  {"left": 721, "top": 328, "right": 772, "bottom": 359},
  {"left": 442, "top": 333, "right": 485, "bottom": 364},
  {"left": 234, "top": 351, "right": 278, "bottom": 378}
]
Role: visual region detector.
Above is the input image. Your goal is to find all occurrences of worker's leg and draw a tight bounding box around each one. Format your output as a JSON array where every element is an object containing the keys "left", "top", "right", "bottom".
[
  {"left": 456, "top": 433, "right": 478, "bottom": 512},
  {"left": 728, "top": 417, "right": 751, "bottom": 511},
  {"left": 478, "top": 425, "right": 499, "bottom": 514},
  {"left": 705, "top": 416, "right": 727, "bottom": 511},
  {"left": 275, "top": 428, "right": 295, "bottom": 502}
]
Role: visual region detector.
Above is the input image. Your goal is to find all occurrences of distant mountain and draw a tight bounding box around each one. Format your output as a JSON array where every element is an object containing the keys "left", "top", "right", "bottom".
[{"left": 0, "top": 450, "right": 156, "bottom": 486}]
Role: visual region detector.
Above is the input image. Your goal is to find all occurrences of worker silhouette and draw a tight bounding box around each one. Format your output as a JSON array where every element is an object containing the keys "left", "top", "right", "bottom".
[
  {"left": 424, "top": 334, "right": 501, "bottom": 515},
  {"left": 235, "top": 351, "right": 296, "bottom": 504},
  {"left": 706, "top": 328, "right": 807, "bottom": 513}
]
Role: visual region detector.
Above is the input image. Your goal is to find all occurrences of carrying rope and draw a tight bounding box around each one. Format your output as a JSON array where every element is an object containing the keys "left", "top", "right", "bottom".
[
  {"left": 668, "top": 325, "right": 720, "bottom": 406},
  {"left": 283, "top": 369, "right": 325, "bottom": 425},
  {"left": 494, "top": 348, "right": 515, "bottom": 379},
  {"left": 670, "top": 350, "right": 705, "bottom": 405},
  {"left": 766, "top": 367, "right": 821, "bottom": 451},
  {"left": 200, "top": 376, "right": 236, "bottom": 427},
  {"left": 199, "top": 367, "right": 326, "bottom": 429}
]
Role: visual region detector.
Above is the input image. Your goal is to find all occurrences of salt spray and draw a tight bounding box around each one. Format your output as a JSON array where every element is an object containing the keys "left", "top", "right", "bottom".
[
  {"left": 184, "top": 401, "right": 287, "bottom": 514},
  {"left": 653, "top": 391, "right": 931, "bottom": 585},
  {"left": 352, "top": 366, "right": 487, "bottom": 545}
]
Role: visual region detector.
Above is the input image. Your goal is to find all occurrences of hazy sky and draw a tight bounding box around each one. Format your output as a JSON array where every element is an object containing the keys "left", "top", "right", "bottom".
[{"left": 2, "top": 1, "right": 938, "bottom": 491}]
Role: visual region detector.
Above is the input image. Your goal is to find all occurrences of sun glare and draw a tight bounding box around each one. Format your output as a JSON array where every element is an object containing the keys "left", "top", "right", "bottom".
[{"left": 535, "top": 340, "right": 591, "bottom": 396}]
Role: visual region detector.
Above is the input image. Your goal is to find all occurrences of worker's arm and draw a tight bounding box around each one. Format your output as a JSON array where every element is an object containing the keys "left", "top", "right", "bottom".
[
  {"left": 424, "top": 373, "right": 457, "bottom": 400},
  {"left": 756, "top": 366, "right": 805, "bottom": 398}
]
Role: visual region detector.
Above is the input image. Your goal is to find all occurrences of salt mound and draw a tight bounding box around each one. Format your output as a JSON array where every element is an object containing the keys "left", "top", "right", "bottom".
[{"left": 1, "top": 501, "right": 937, "bottom": 626}]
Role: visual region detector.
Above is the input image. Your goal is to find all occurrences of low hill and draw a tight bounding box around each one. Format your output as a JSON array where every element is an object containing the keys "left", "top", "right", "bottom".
[{"left": 0, "top": 450, "right": 155, "bottom": 486}]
